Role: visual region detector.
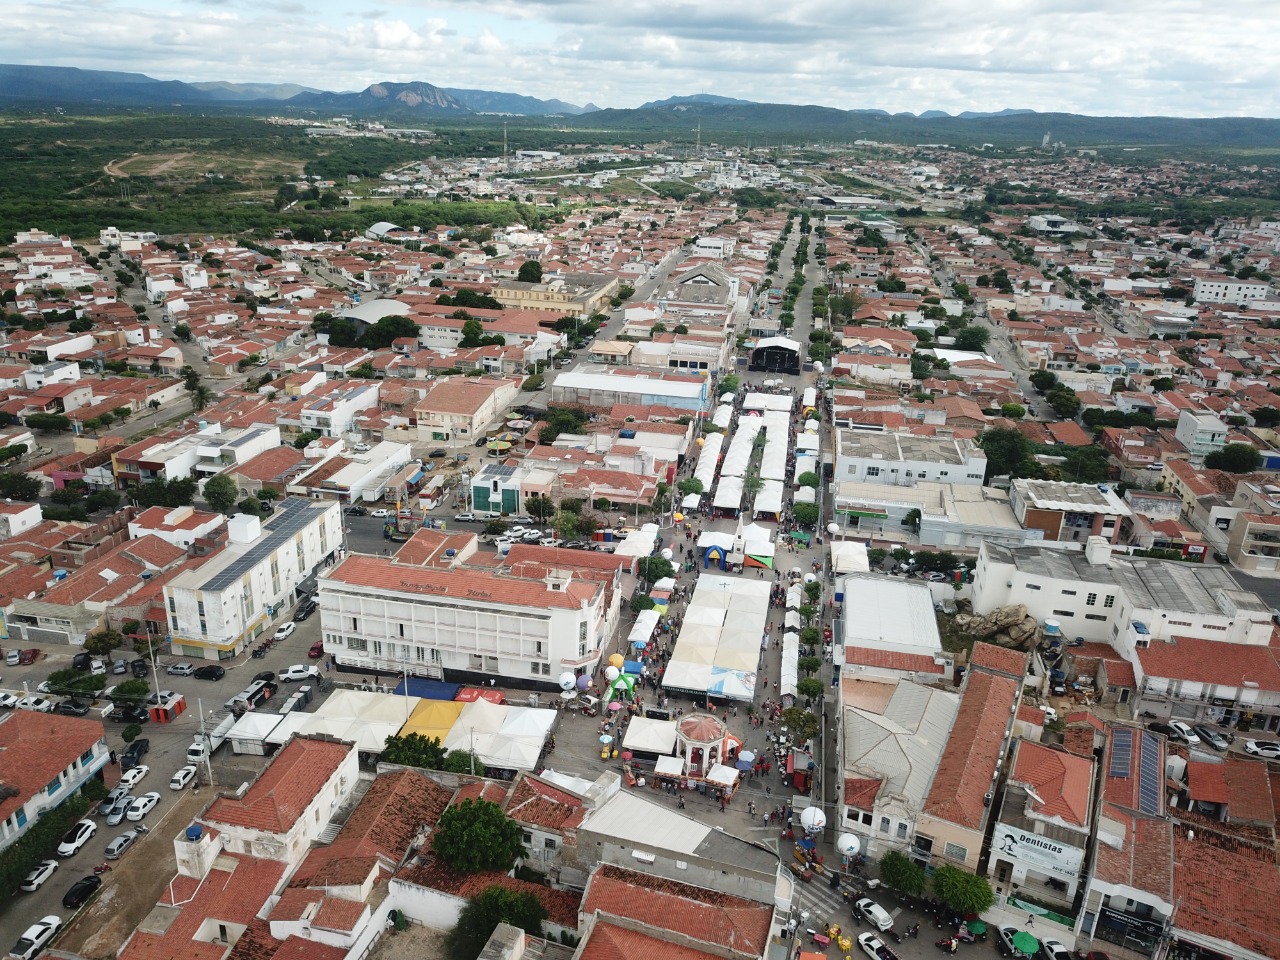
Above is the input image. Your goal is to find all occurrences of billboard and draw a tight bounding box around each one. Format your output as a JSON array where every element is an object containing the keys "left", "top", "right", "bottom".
[{"left": 992, "top": 822, "right": 1083, "bottom": 877}]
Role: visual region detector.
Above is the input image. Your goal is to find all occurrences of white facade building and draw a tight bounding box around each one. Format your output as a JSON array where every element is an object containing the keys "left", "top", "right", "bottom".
[
  {"left": 834, "top": 430, "right": 987, "bottom": 487},
  {"left": 1174, "top": 410, "right": 1227, "bottom": 462},
  {"left": 164, "top": 497, "right": 343, "bottom": 659},
  {"left": 317, "top": 555, "right": 611, "bottom": 685},
  {"left": 1192, "top": 277, "right": 1272, "bottom": 305},
  {"left": 301, "top": 382, "right": 381, "bottom": 437}
]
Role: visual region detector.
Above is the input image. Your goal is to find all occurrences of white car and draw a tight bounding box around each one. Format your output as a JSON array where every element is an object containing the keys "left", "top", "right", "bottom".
[
  {"left": 855, "top": 897, "right": 894, "bottom": 932},
  {"left": 1169, "top": 720, "right": 1201, "bottom": 745},
  {"left": 165, "top": 662, "right": 195, "bottom": 676},
  {"left": 1245, "top": 739, "right": 1280, "bottom": 758},
  {"left": 119, "top": 764, "right": 150, "bottom": 789},
  {"left": 273, "top": 622, "right": 297, "bottom": 641},
  {"left": 17, "top": 697, "right": 54, "bottom": 713},
  {"left": 0, "top": 692, "right": 18, "bottom": 709},
  {"left": 126, "top": 791, "right": 161, "bottom": 822},
  {"left": 9, "top": 916, "right": 62, "bottom": 960},
  {"left": 521, "top": 530, "right": 543, "bottom": 542},
  {"left": 170, "top": 765, "right": 198, "bottom": 790},
  {"left": 507, "top": 526, "right": 528, "bottom": 536},
  {"left": 369, "top": 508, "right": 390, "bottom": 518},
  {"left": 539, "top": 537, "right": 562, "bottom": 547},
  {"left": 280, "top": 664, "right": 320, "bottom": 683},
  {"left": 859, "top": 932, "right": 894, "bottom": 960},
  {"left": 89, "top": 659, "right": 107, "bottom": 676},
  {"left": 57, "top": 818, "right": 97, "bottom": 857},
  {"left": 1040, "top": 938, "right": 1071, "bottom": 960},
  {"left": 19, "top": 859, "right": 58, "bottom": 892},
  {"left": 352, "top": 442, "right": 371, "bottom": 453}
]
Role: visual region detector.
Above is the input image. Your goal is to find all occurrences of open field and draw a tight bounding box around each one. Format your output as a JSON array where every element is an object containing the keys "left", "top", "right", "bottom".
[{"left": 110, "top": 151, "right": 305, "bottom": 180}]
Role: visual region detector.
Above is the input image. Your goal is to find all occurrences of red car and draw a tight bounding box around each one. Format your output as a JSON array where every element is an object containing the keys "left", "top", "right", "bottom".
[
  {"left": 18, "top": 648, "right": 40, "bottom": 665},
  {"left": 308, "top": 641, "right": 324, "bottom": 660}
]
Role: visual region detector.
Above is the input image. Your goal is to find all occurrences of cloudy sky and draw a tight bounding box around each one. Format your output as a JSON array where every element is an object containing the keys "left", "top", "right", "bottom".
[{"left": 10, "top": 0, "right": 1280, "bottom": 116}]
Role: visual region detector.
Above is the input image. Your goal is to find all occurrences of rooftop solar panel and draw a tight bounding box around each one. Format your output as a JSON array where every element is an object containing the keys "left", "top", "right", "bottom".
[
  {"left": 1109, "top": 727, "right": 1133, "bottom": 779},
  {"left": 201, "top": 498, "right": 322, "bottom": 592},
  {"left": 1139, "top": 732, "right": 1162, "bottom": 814}
]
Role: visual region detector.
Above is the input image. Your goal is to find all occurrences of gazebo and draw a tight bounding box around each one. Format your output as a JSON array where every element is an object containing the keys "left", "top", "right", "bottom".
[{"left": 675, "top": 712, "right": 742, "bottom": 777}]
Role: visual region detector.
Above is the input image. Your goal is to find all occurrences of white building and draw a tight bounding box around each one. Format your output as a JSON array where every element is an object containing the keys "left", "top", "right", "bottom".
[
  {"left": 1174, "top": 409, "right": 1227, "bottom": 462},
  {"left": 834, "top": 430, "right": 987, "bottom": 487},
  {"left": 317, "top": 554, "right": 611, "bottom": 686},
  {"left": 839, "top": 575, "right": 951, "bottom": 681},
  {"left": 301, "top": 382, "right": 381, "bottom": 437},
  {"left": 164, "top": 497, "right": 343, "bottom": 659},
  {"left": 128, "top": 505, "right": 226, "bottom": 550},
  {"left": 972, "top": 537, "right": 1273, "bottom": 649},
  {"left": 1193, "top": 277, "right": 1272, "bottom": 305}
]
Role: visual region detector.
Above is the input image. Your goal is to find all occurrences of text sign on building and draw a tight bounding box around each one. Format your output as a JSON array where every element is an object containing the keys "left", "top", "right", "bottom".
[{"left": 992, "top": 822, "right": 1083, "bottom": 877}]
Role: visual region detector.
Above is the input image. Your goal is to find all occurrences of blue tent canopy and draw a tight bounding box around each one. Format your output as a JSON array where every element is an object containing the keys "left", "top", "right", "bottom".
[{"left": 392, "top": 677, "right": 461, "bottom": 701}]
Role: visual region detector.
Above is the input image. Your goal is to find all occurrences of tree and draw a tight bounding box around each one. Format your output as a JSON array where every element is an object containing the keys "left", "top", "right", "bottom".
[
  {"left": 1205, "top": 443, "right": 1263, "bottom": 474},
  {"left": 382, "top": 732, "right": 446, "bottom": 769},
  {"left": 359, "top": 314, "right": 419, "bottom": 350},
  {"left": 676, "top": 477, "right": 704, "bottom": 496},
  {"left": 978, "top": 427, "right": 1034, "bottom": 480},
  {"left": 636, "top": 556, "right": 676, "bottom": 583},
  {"left": 804, "top": 581, "right": 822, "bottom": 604},
  {"left": 879, "top": 850, "right": 928, "bottom": 898},
  {"left": 797, "top": 677, "right": 823, "bottom": 700},
  {"left": 797, "top": 471, "right": 820, "bottom": 489},
  {"left": 1254, "top": 407, "right": 1280, "bottom": 429},
  {"left": 517, "top": 260, "right": 543, "bottom": 284},
  {"left": 1000, "top": 403, "right": 1026, "bottom": 419},
  {"left": 483, "top": 519, "right": 509, "bottom": 537},
  {"left": 931, "top": 864, "right": 996, "bottom": 916},
  {"left": 525, "top": 494, "right": 556, "bottom": 522},
  {"left": 441, "top": 750, "right": 482, "bottom": 774},
  {"left": 1047, "top": 387, "right": 1082, "bottom": 419},
  {"left": 238, "top": 497, "right": 263, "bottom": 515},
  {"left": 953, "top": 326, "right": 991, "bottom": 352},
  {"left": 459, "top": 318, "right": 487, "bottom": 348},
  {"left": 630, "top": 592, "right": 655, "bottom": 614},
  {"left": 903, "top": 508, "right": 923, "bottom": 533},
  {"left": 87, "top": 489, "right": 121, "bottom": 513},
  {"left": 203, "top": 474, "right": 238, "bottom": 513},
  {"left": 1028, "top": 369, "right": 1058, "bottom": 393},
  {"left": 780, "top": 706, "right": 819, "bottom": 744},
  {"left": 84, "top": 628, "right": 126, "bottom": 659},
  {"left": 0, "top": 472, "right": 42, "bottom": 500},
  {"left": 26, "top": 413, "right": 72, "bottom": 433},
  {"left": 792, "top": 502, "right": 819, "bottom": 526},
  {"left": 293, "top": 431, "right": 321, "bottom": 450},
  {"left": 50, "top": 486, "right": 85, "bottom": 506},
  {"left": 797, "top": 655, "right": 822, "bottom": 676},
  {"left": 431, "top": 799, "right": 524, "bottom": 874},
  {"left": 445, "top": 885, "right": 547, "bottom": 960}
]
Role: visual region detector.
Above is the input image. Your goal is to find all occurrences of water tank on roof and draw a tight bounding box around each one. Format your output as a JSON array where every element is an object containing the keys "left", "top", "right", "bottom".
[
  {"left": 1043, "top": 619, "right": 1062, "bottom": 636},
  {"left": 52, "top": 569, "right": 68, "bottom": 582},
  {"left": 619, "top": 429, "right": 636, "bottom": 439},
  {"left": 184, "top": 824, "right": 203, "bottom": 842},
  {"left": 444, "top": 549, "right": 456, "bottom": 558}
]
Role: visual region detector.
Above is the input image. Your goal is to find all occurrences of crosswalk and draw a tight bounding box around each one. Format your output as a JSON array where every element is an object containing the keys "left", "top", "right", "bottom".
[{"left": 790, "top": 878, "right": 914, "bottom": 942}]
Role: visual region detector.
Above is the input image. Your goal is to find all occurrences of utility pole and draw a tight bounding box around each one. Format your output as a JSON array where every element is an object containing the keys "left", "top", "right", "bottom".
[
  {"left": 503, "top": 122, "right": 509, "bottom": 174},
  {"left": 197, "top": 698, "right": 215, "bottom": 786}
]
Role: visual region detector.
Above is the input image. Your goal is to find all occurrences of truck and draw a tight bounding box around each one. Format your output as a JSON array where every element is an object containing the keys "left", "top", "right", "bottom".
[{"left": 187, "top": 714, "right": 236, "bottom": 764}]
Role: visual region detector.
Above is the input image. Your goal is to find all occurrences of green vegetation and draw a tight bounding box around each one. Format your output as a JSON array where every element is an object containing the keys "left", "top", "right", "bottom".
[
  {"left": 445, "top": 886, "right": 547, "bottom": 960},
  {"left": 431, "top": 798, "right": 524, "bottom": 874},
  {"left": 0, "top": 794, "right": 91, "bottom": 899}
]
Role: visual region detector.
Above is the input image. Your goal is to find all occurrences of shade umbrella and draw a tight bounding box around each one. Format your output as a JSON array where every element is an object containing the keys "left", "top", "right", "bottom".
[
  {"left": 621, "top": 751, "right": 632, "bottom": 760},
  {"left": 738, "top": 750, "right": 756, "bottom": 763},
  {"left": 486, "top": 440, "right": 511, "bottom": 451},
  {"left": 507, "top": 419, "right": 533, "bottom": 431},
  {"left": 1012, "top": 932, "right": 1039, "bottom": 955},
  {"left": 608, "top": 701, "right": 623, "bottom": 712},
  {"left": 559, "top": 690, "right": 577, "bottom": 701},
  {"left": 965, "top": 921, "right": 986, "bottom": 936},
  {"left": 599, "top": 734, "right": 613, "bottom": 744},
  {"left": 735, "top": 758, "right": 752, "bottom": 771}
]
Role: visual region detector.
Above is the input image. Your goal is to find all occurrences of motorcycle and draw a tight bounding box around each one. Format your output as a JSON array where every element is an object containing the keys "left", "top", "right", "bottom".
[
  {"left": 251, "top": 646, "right": 267, "bottom": 659},
  {"left": 936, "top": 938, "right": 959, "bottom": 955},
  {"left": 889, "top": 929, "right": 903, "bottom": 944},
  {"left": 94, "top": 863, "right": 112, "bottom": 875}
]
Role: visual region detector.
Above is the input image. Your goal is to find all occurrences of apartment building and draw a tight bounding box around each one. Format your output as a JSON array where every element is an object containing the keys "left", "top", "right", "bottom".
[
  {"left": 317, "top": 554, "right": 611, "bottom": 687},
  {"left": 1192, "top": 277, "right": 1272, "bottom": 305},
  {"left": 1226, "top": 512, "right": 1280, "bottom": 574},
  {"left": 1174, "top": 410, "right": 1227, "bottom": 462},
  {"left": 112, "top": 422, "right": 281, "bottom": 488},
  {"left": 163, "top": 498, "right": 343, "bottom": 659},
  {"left": 1009, "top": 479, "right": 1130, "bottom": 544},
  {"left": 834, "top": 430, "right": 988, "bottom": 487},
  {"left": 490, "top": 273, "right": 618, "bottom": 316}
]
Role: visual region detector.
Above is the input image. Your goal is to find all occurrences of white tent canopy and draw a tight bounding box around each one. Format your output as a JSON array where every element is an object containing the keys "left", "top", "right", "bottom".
[
  {"left": 794, "top": 486, "right": 816, "bottom": 504},
  {"left": 663, "top": 574, "right": 770, "bottom": 701},
  {"left": 693, "top": 432, "right": 723, "bottom": 490},
  {"left": 622, "top": 716, "right": 679, "bottom": 754},
  {"left": 698, "top": 530, "right": 735, "bottom": 550},
  {"left": 830, "top": 541, "right": 872, "bottom": 575},
  {"left": 615, "top": 525, "right": 660, "bottom": 557},
  {"left": 713, "top": 476, "right": 744, "bottom": 510},
  {"left": 753, "top": 480, "right": 785, "bottom": 516},
  {"left": 628, "top": 609, "right": 661, "bottom": 648},
  {"left": 655, "top": 755, "right": 686, "bottom": 777},
  {"left": 781, "top": 631, "right": 800, "bottom": 699},
  {"left": 712, "top": 404, "right": 734, "bottom": 429},
  {"left": 706, "top": 763, "right": 740, "bottom": 787},
  {"left": 743, "top": 392, "right": 795, "bottom": 413}
]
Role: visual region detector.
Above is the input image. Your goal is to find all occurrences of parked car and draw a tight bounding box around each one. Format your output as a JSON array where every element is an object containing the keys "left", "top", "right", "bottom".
[
  {"left": 61, "top": 875, "right": 102, "bottom": 909},
  {"left": 352, "top": 442, "right": 371, "bottom": 453},
  {"left": 54, "top": 699, "right": 89, "bottom": 717},
  {"left": 854, "top": 898, "right": 893, "bottom": 932},
  {"left": 273, "top": 622, "right": 297, "bottom": 641},
  {"left": 98, "top": 785, "right": 129, "bottom": 817},
  {"left": 17, "top": 697, "right": 54, "bottom": 713},
  {"left": 308, "top": 640, "right": 325, "bottom": 659},
  {"left": 119, "top": 764, "right": 149, "bottom": 789},
  {"left": 1192, "top": 725, "right": 1230, "bottom": 751},
  {"left": 563, "top": 540, "right": 587, "bottom": 550},
  {"left": 169, "top": 765, "right": 197, "bottom": 791},
  {"left": 1245, "top": 739, "right": 1280, "bottom": 758},
  {"left": 996, "top": 926, "right": 1031, "bottom": 958},
  {"left": 859, "top": 932, "right": 893, "bottom": 960},
  {"left": 253, "top": 671, "right": 276, "bottom": 683},
  {"left": 344, "top": 505, "right": 368, "bottom": 516},
  {"left": 89, "top": 659, "right": 106, "bottom": 676},
  {"left": 428, "top": 449, "right": 447, "bottom": 458},
  {"left": 72, "top": 652, "right": 92, "bottom": 671},
  {"left": 9, "top": 916, "right": 63, "bottom": 960},
  {"left": 1168, "top": 721, "right": 1201, "bottom": 745},
  {"left": 108, "top": 705, "right": 149, "bottom": 724},
  {"left": 369, "top": 508, "right": 390, "bottom": 518},
  {"left": 193, "top": 664, "right": 225, "bottom": 681},
  {"left": 130, "top": 658, "right": 150, "bottom": 678},
  {"left": 1040, "top": 939, "right": 1071, "bottom": 960},
  {"left": 111, "top": 659, "right": 129, "bottom": 675},
  {"left": 453, "top": 512, "right": 477, "bottom": 522},
  {"left": 294, "top": 598, "right": 318, "bottom": 622},
  {"left": 521, "top": 530, "right": 543, "bottom": 542},
  {"left": 126, "top": 792, "right": 161, "bottom": 822},
  {"left": 0, "top": 692, "right": 18, "bottom": 709},
  {"left": 19, "top": 860, "right": 58, "bottom": 893},
  {"left": 57, "top": 818, "right": 97, "bottom": 857},
  {"left": 1213, "top": 551, "right": 1230, "bottom": 563},
  {"left": 5, "top": 649, "right": 19, "bottom": 665},
  {"left": 18, "top": 648, "right": 40, "bottom": 665},
  {"left": 280, "top": 664, "right": 320, "bottom": 683},
  {"left": 539, "top": 537, "right": 562, "bottom": 547},
  {"left": 1146, "top": 721, "right": 1177, "bottom": 739},
  {"left": 165, "top": 662, "right": 195, "bottom": 677},
  {"left": 121, "top": 738, "right": 150, "bottom": 770},
  {"left": 511, "top": 514, "right": 535, "bottom": 524},
  {"left": 145, "top": 689, "right": 178, "bottom": 706},
  {"left": 104, "top": 830, "right": 141, "bottom": 861}
]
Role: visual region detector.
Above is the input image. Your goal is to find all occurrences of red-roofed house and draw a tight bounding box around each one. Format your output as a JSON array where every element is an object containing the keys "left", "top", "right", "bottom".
[
  {"left": 988, "top": 740, "right": 1094, "bottom": 906},
  {"left": 204, "top": 736, "right": 359, "bottom": 865}
]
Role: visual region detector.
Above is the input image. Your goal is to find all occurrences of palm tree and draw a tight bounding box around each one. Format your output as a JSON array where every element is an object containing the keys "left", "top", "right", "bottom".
[
  {"left": 191, "top": 385, "right": 213, "bottom": 412},
  {"left": 831, "top": 262, "right": 852, "bottom": 293}
]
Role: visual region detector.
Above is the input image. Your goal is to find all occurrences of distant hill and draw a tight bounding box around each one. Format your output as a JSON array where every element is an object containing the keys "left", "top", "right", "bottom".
[
  {"left": 0, "top": 63, "right": 213, "bottom": 105},
  {"left": 443, "top": 88, "right": 595, "bottom": 116},
  {"left": 286, "top": 81, "right": 470, "bottom": 115},
  {"left": 191, "top": 80, "right": 325, "bottom": 101},
  {"left": 638, "top": 94, "right": 756, "bottom": 110}
]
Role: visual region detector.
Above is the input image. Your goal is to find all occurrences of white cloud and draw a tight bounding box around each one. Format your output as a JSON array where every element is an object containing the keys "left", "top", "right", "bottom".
[{"left": 6, "top": 0, "right": 1280, "bottom": 116}]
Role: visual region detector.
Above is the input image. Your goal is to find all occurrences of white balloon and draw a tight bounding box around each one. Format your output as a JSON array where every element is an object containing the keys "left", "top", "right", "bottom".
[
  {"left": 558, "top": 672, "right": 576, "bottom": 691},
  {"left": 799, "top": 806, "right": 827, "bottom": 831},
  {"left": 604, "top": 666, "right": 620, "bottom": 682},
  {"left": 827, "top": 523, "right": 839, "bottom": 535},
  {"left": 661, "top": 548, "right": 673, "bottom": 560},
  {"left": 837, "top": 833, "right": 861, "bottom": 857}
]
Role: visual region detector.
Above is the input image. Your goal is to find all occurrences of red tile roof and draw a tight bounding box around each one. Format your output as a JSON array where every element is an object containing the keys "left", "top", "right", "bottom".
[
  {"left": 844, "top": 777, "right": 883, "bottom": 811},
  {"left": 1173, "top": 832, "right": 1280, "bottom": 958},
  {"left": 579, "top": 922, "right": 725, "bottom": 960},
  {"left": 505, "top": 774, "right": 588, "bottom": 832},
  {"left": 581, "top": 865, "right": 772, "bottom": 957},
  {"left": 1010, "top": 741, "right": 1093, "bottom": 827},
  {"left": 205, "top": 737, "right": 352, "bottom": 834},
  {"left": 844, "top": 646, "right": 945, "bottom": 674},
  {"left": 1222, "top": 758, "right": 1275, "bottom": 827},
  {"left": 1185, "top": 761, "right": 1229, "bottom": 804},
  {"left": 1091, "top": 803, "right": 1174, "bottom": 897},
  {"left": 0, "top": 712, "right": 104, "bottom": 824},
  {"left": 396, "top": 856, "right": 580, "bottom": 926},
  {"left": 969, "top": 641, "right": 1028, "bottom": 678},
  {"left": 924, "top": 671, "right": 1019, "bottom": 829},
  {"left": 1136, "top": 635, "right": 1280, "bottom": 689}
]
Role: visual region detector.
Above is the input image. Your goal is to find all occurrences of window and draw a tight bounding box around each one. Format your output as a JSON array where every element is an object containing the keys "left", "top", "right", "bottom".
[
  {"left": 1085, "top": 614, "right": 1107, "bottom": 621},
  {"left": 351, "top": 617, "right": 359, "bottom": 631},
  {"left": 1086, "top": 593, "right": 1098, "bottom": 606},
  {"left": 1204, "top": 624, "right": 1228, "bottom": 632},
  {"left": 1026, "top": 584, "right": 1041, "bottom": 591},
  {"left": 543, "top": 837, "right": 557, "bottom": 850},
  {"left": 347, "top": 637, "right": 367, "bottom": 652},
  {"left": 522, "top": 831, "right": 533, "bottom": 845},
  {"left": 1168, "top": 620, "right": 1191, "bottom": 627},
  {"left": 398, "top": 623, "right": 405, "bottom": 638},
  {"left": 168, "top": 597, "right": 176, "bottom": 613},
  {"left": 372, "top": 641, "right": 382, "bottom": 656},
  {"left": 943, "top": 842, "right": 968, "bottom": 862},
  {"left": 1062, "top": 589, "right": 1077, "bottom": 596},
  {"left": 536, "top": 641, "right": 543, "bottom": 655},
  {"left": 879, "top": 816, "right": 890, "bottom": 834},
  {"left": 1052, "top": 610, "right": 1075, "bottom": 617},
  {"left": 542, "top": 663, "right": 551, "bottom": 675},
  {"left": 80, "top": 748, "right": 94, "bottom": 765},
  {"left": 45, "top": 775, "right": 62, "bottom": 795},
  {"left": 896, "top": 822, "right": 908, "bottom": 840},
  {"left": 531, "top": 662, "right": 542, "bottom": 675},
  {"left": 1104, "top": 595, "right": 1116, "bottom": 608},
  {"left": 867, "top": 466, "right": 881, "bottom": 478}
]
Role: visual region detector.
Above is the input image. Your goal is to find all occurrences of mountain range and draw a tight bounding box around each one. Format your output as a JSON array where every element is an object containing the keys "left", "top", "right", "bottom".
[{"left": 3, "top": 63, "right": 1280, "bottom": 148}]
